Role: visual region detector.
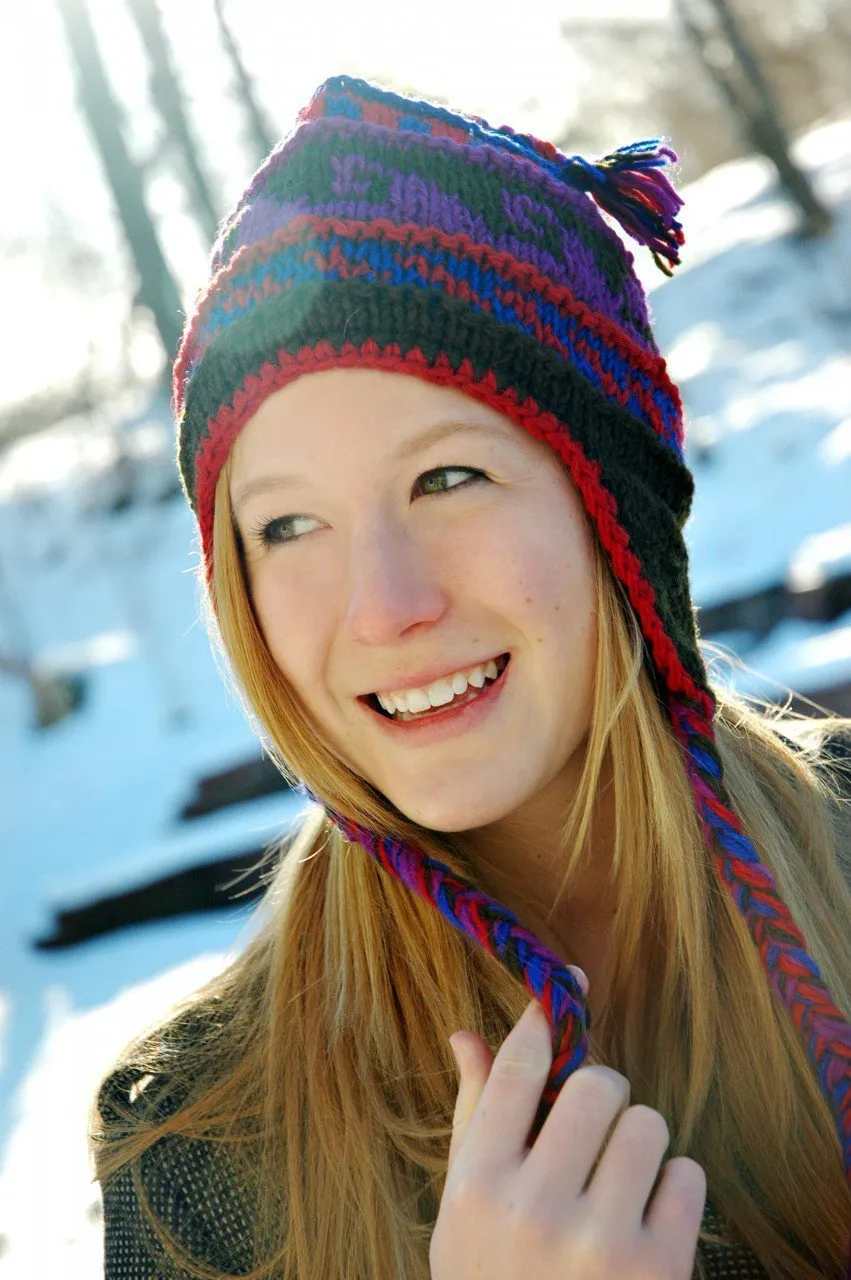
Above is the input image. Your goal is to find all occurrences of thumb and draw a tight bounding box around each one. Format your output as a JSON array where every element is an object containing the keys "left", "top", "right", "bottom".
[{"left": 446, "top": 1030, "right": 495, "bottom": 1176}]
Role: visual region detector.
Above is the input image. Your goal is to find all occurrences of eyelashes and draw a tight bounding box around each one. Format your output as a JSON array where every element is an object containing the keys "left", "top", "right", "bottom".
[
  {"left": 416, "top": 465, "right": 486, "bottom": 499},
  {"left": 248, "top": 512, "right": 315, "bottom": 547},
  {"left": 247, "top": 466, "right": 489, "bottom": 549}
]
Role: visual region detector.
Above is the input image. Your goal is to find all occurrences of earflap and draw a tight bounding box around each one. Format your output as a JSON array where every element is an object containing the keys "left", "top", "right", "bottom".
[{"left": 667, "top": 692, "right": 851, "bottom": 1175}]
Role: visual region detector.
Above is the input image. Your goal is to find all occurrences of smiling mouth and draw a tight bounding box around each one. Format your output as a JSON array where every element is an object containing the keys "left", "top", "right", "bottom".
[{"left": 363, "top": 654, "right": 511, "bottom": 722}]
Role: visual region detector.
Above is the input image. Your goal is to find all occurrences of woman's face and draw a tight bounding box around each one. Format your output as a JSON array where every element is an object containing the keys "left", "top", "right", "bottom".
[{"left": 229, "top": 369, "right": 597, "bottom": 832}]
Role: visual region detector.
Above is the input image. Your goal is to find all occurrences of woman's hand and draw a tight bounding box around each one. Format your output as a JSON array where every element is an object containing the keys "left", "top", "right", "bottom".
[{"left": 431, "top": 980, "right": 706, "bottom": 1279}]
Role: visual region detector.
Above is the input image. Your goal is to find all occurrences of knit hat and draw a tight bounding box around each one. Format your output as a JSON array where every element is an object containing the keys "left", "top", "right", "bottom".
[{"left": 174, "top": 75, "right": 851, "bottom": 1170}]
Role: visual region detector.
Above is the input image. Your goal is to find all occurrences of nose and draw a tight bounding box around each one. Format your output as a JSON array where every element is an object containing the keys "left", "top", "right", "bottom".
[{"left": 342, "top": 517, "right": 449, "bottom": 646}]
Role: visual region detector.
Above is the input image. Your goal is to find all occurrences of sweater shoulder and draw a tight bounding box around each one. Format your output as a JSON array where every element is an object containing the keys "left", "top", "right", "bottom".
[{"left": 97, "top": 1019, "right": 256, "bottom": 1278}]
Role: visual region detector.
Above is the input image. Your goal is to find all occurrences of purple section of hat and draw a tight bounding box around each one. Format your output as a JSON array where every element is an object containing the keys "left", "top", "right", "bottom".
[
  {"left": 212, "top": 115, "right": 655, "bottom": 349},
  {"left": 232, "top": 194, "right": 310, "bottom": 247},
  {"left": 220, "top": 174, "right": 653, "bottom": 352}
]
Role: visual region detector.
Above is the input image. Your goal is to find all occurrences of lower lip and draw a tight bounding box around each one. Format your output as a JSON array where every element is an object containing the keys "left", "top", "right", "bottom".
[{"left": 361, "top": 657, "right": 511, "bottom": 746}]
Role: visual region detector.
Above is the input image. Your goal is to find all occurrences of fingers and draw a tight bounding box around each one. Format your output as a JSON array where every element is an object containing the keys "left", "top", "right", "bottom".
[
  {"left": 644, "top": 1156, "right": 707, "bottom": 1272},
  {"left": 447, "top": 1031, "right": 496, "bottom": 1176},
  {"left": 439, "top": 972, "right": 706, "bottom": 1280},
  {"left": 522, "top": 1064, "right": 631, "bottom": 1200},
  {"left": 447, "top": 969, "right": 589, "bottom": 1180},
  {"left": 584, "top": 1103, "right": 670, "bottom": 1227},
  {"left": 449, "top": 999, "right": 550, "bottom": 1179}
]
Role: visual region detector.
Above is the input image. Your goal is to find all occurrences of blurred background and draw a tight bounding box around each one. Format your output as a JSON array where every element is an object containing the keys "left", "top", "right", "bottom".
[{"left": 1, "top": 0, "right": 849, "bottom": 1273}]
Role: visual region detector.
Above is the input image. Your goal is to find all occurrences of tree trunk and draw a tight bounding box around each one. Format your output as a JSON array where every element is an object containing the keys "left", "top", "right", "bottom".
[
  {"left": 676, "top": 0, "right": 832, "bottom": 237},
  {"left": 124, "top": 0, "right": 221, "bottom": 244},
  {"left": 56, "top": 0, "right": 184, "bottom": 360},
  {"left": 212, "top": 0, "right": 275, "bottom": 163}
]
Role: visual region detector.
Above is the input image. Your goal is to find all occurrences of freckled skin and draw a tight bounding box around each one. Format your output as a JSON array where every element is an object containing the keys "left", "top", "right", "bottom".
[{"left": 230, "top": 368, "right": 598, "bottom": 835}]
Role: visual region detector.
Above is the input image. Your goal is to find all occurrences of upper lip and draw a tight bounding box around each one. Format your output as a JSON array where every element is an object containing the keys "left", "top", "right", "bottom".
[{"left": 360, "top": 652, "right": 508, "bottom": 699}]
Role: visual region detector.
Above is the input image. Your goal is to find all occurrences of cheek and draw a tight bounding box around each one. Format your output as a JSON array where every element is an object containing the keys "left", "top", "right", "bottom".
[
  {"left": 248, "top": 566, "right": 326, "bottom": 696},
  {"left": 499, "top": 508, "right": 595, "bottom": 620},
  {"left": 516, "top": 515, "right": 598, "bottom": 694}
]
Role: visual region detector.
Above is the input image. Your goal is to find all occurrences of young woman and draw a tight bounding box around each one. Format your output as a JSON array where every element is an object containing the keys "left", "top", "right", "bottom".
[{"left": 92, "top": 75, "right": 851, "bottom": 1280}]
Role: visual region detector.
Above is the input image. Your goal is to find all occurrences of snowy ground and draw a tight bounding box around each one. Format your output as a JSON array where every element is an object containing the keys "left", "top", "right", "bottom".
[{"left": 1, "top": 118, "right": 850, "bottom": 1277}]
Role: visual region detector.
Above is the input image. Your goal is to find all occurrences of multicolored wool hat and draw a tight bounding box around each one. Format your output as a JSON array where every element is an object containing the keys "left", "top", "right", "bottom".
[{"left": 174, "top": 75, "right": 851, "bottom": 1181}]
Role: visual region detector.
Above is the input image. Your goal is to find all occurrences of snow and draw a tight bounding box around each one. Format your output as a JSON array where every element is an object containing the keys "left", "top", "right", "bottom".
[
  {"left": 710, "top": 610, "right": 851, "bottom": 705},
  {"left": 0, "top": 950, "right": 237, "bottom": 1279},
  {"left": 788, "top": 523, "right": 851, "bottom": 592},
  {"left": 1, "top": 116, "right": 850, "bottom": 1276},
  {"left": 0, "top": 397, "right": 313, "bottom": 1275},
  {"left": 640, "top": 116, "right": 851, "bottom": 611}
]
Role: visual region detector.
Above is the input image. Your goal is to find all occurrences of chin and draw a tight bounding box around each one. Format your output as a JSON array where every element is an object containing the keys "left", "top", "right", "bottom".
[{"left": 389, "top": 786, "right": 520, "bottom": 835}]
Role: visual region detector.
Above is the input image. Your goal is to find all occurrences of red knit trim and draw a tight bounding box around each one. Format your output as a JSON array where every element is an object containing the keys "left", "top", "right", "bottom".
[
  {"left": 187, "top": 228, "right": 678, "bottom": 452},
  {"left": 197, "top": 341, "right": 709, "bottom": 714},
  {"left": 173, "top": 214, "right": 683, "bottom": 438}
]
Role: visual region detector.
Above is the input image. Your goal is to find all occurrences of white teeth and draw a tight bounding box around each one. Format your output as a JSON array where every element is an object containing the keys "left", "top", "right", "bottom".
[
  {"left": 405, "top": 688, "right": 431, "bottom": 713},
  {"left": 374, "top": 655, "right": 505, "bottom": 717},
  {"left": 427, "top": 678, "right": 455, "bottom": 707}
]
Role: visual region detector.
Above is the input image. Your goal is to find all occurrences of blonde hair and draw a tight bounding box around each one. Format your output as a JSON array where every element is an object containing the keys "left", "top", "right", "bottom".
[{"left": 91, "top": 452, "right": 851, "bottom": 1280}]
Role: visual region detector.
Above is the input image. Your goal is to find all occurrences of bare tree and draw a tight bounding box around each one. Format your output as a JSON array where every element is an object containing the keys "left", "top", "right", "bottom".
[
  {"left": 124, "top": 0, "right": 221, "bottom": 244},
  {"left": 56, "top": 0, "right": 184, "bottom": 360},
  {"left": 212, "top": 0, "right": 275, "bottom": 163},
  {"left": 675, "top": 0, "right": 832, "bottom": 236}
]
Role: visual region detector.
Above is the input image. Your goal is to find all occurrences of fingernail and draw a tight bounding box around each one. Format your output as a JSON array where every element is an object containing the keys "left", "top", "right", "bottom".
[
  {"left": 569, "top": 966, "right": 589, "bottom": 997},
  {"left": 448, "top": 1033, "right": 463, "bottom": 1072}
]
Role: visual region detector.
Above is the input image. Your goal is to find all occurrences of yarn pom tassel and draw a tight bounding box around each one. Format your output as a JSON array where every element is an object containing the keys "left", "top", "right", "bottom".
[{"left": 562, "top": 140, "right": 685, "bottom": 276}]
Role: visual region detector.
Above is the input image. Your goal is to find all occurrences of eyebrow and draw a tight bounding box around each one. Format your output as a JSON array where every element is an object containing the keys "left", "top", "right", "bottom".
[{"left": 231, "top": 419, "right": 508, "bottom": 513}]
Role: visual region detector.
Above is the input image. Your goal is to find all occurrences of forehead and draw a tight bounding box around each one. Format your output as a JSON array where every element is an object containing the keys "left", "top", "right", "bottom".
[{"left": 228, "top": 367, "right": 552, "bottom": 487}]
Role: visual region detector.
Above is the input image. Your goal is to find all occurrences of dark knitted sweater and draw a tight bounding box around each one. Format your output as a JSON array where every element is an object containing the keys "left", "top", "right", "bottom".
[{"left": 98, "top": 725, "right": 851, "bottom": 1279}]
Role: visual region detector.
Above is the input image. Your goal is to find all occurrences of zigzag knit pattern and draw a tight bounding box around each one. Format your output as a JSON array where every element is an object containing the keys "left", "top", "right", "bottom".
[
  {"left": 181, "top": 217, "right": 683, "bottom": 460},
  {"left": 173, "top": 74, "right": 851, "bottom": 1244},
  {"left": 321, "top": 803, "right": 590, "bottom": 1142},
  {"left": 669, "top": 696, "right": 851, "bottom": 1163}
]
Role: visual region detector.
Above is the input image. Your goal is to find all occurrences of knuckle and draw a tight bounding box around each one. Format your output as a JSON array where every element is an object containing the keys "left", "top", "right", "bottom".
[
  {"left": 566, "top": 1064, "right": 629, "bottom": 1110},
  {"left": 441, "top": 1170, "right": 495, "bottom": 1220},
  {"left": 556, "top": 1231, "right": 616, "bottom": 1274},
  {"left": 508, "top": 1199, "right": 563, "bottom": 1255},
  {"left": 494, "top": 1045, "right": 550, "bottom": 1079},
  {"left": 665, "top": 1155, "right": 708, "bottom": 1200},
  {"left": 623, "top": 1104, "right": 669, "bottom": 1148}
]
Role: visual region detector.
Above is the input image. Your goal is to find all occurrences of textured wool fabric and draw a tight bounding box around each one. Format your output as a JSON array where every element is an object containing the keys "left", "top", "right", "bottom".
[
  {"left": 98, "top": 730, "right": 851, "bottom": 1279},
  {"left": 98, "top": 1064, "right": 769, "bottom": 1280},
  {"left": 172, "top": 74, "right": 851, "bottom": 1201}
]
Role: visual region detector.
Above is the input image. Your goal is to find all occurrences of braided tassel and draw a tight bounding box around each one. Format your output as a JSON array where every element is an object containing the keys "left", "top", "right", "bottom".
[
  {"left": 668, "top": 696, "right": 851, "bottom": 1177},
  {"left": 561, "top": 141, "right": 685, "bottom": 276},
  {"left": 299, "top": 787, "right": 591, "bottom": 1138}
]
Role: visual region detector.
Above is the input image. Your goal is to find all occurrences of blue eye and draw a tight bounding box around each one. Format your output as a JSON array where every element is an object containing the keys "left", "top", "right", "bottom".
[
  {"left": 247, "top": 467, "right": 487, "bottom": 549},
  {"left": 248, "top": 514, "right": 318, "bottom": 546},
  {"left": 416, "top": 466, "right": 487, "bottom": 497}
]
